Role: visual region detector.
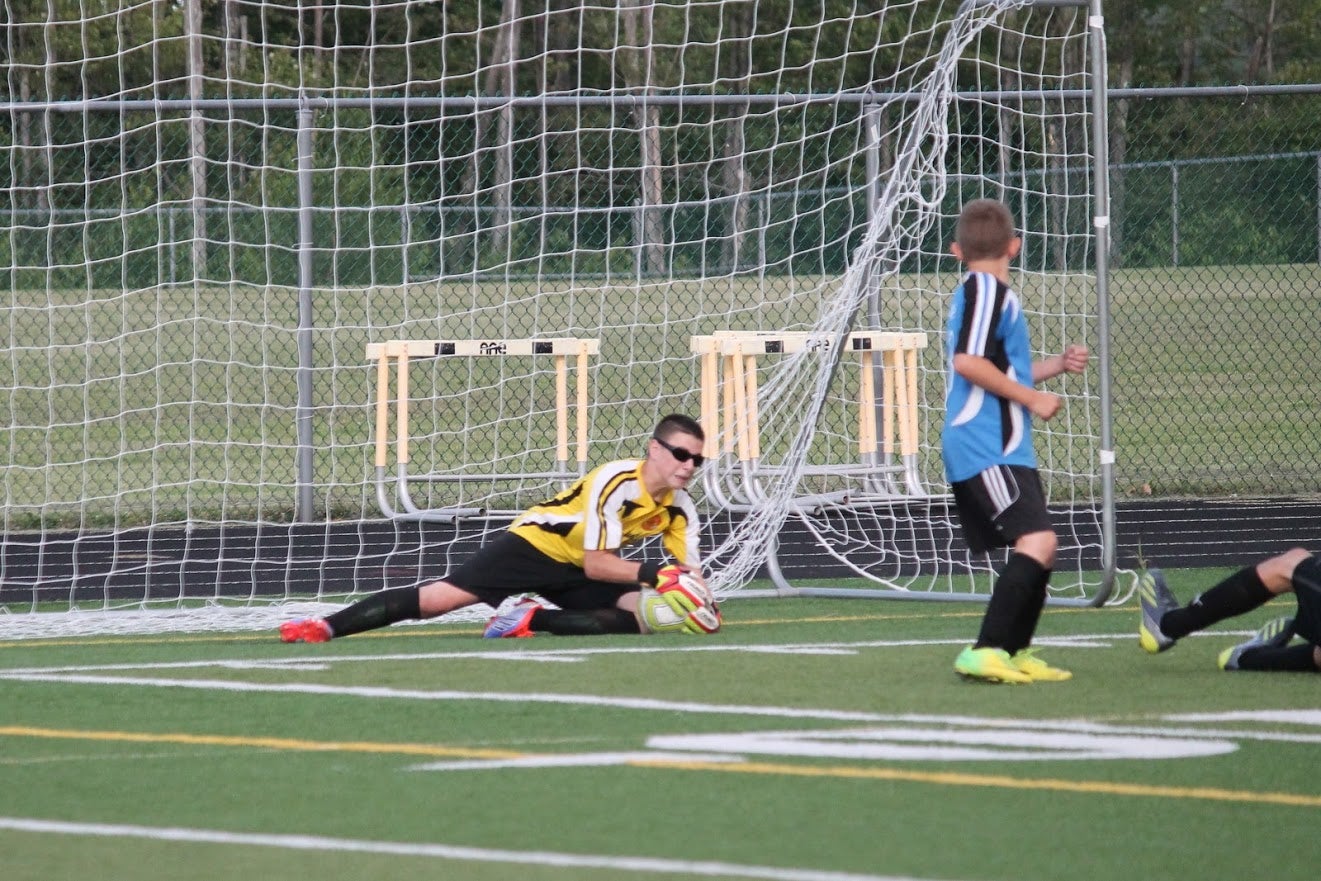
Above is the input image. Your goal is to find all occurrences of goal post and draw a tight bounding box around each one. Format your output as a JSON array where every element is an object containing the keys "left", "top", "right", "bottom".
[
  {"left": 698, "top": 0, "right": 1114, "bottom": 605},
  {"left": 0, "top": 0, "right": 1114, "bottom": 637}
]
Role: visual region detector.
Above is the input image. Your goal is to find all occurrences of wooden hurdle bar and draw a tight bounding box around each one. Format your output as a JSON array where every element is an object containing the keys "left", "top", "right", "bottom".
[
  {"left": 691, "top": 330, "right": 929, "bottom": 506},
  {"left": 367, "top": 337, "right": 599, "bottom": 521}
]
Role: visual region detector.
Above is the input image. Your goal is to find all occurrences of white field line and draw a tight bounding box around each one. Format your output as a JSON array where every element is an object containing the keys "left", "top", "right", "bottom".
[
  {"left": 0, "top": 816, "right": 966, "bottom": 881},
  {"left": 3, "top": 666, "right": 1321, "bottom": 746},
  {"left": 0, "top": 671, "right": 922, "bottom": 723},
  {"left": 0, "top": 629, "right": 1238, "bottom": 678}
]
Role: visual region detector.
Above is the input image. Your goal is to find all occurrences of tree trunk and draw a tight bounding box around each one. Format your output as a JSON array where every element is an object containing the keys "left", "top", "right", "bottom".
[
  {"left": 622, "top": 0, "right": 664, "bottom": 277},
  {"left": 492, "top": 0, "right": 519, "bottom": 252},
  {"left": 1178, "top": 24, "right": 1196, "bottom": 85},
  {"left": 1245, "top": 0, "right": 1277, "bottom": 82},
  {"left": 720, "top": 2, "right": 753, "bottom": 273}
]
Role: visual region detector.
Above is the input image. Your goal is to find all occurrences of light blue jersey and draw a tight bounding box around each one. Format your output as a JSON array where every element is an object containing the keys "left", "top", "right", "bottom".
[{"left": 942, "top": 271, "right": 1037, "bottom": 482}]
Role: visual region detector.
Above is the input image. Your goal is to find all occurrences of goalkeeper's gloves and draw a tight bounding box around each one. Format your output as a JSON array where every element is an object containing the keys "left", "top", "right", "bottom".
[
  {"left": 653, "top": 564, "right": 710, "bottom": 616},
  {"left": 681, "top": 602, "right": 722, "bottom": 635}
]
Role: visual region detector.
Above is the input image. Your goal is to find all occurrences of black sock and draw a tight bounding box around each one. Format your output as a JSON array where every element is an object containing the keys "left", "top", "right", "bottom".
[
  {"left": 1162, "top": 567, "right": 1273, "bottom": 639},
  {"left": 532, "top": 608, "right": 641, "bottom": 636},
  {"left": 1004, "top": 566, "right": 1051, "bottom": 655},
  {"left": 975, "top": 553, "right": 1047, "bottom": 652},
  {"left": 1236, "top": 643, "right": 1319, "bottom": 672},
  {"left": 324, "top": 586, "right": 421, "bottom": 638}
]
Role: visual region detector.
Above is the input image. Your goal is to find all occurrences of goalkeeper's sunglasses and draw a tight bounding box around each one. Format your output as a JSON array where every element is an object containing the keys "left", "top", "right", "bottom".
[{"left": 652, "top": 435, "right": 706, "bottom": 468}]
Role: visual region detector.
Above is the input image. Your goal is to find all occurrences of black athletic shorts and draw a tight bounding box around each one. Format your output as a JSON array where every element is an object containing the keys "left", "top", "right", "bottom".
[
  {"left": 443, "top": 531, "right": 634, "bottom": 610},
  {"left": 950, "top": 464, "right": 1054, "bottom": 554},
  {"left": 1291, "top": 555, "right": 1321, "bottom": 645}
]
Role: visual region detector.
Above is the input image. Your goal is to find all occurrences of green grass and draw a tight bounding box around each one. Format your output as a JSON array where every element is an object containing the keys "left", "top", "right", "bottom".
[
  {"left": 1, "top": 261, "right": 1317, "bottom": 528},
  {"left": 2, "top": 571, "right": 1317, "bottom": 881}
]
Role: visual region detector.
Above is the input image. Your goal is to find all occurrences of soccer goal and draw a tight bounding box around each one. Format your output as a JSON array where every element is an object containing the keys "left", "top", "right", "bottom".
[{"left": 0, "top": 0, "right": 1113, "bottom": 637}]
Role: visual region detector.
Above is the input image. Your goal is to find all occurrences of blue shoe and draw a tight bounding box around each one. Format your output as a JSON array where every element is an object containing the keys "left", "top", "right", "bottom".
[
  {"left": 1218, "top": 616, "right": 1295, "bottom": 671},
  {"left": 1138, "top": 569, "right": 1179, "bottom": 654},
  {"left": 483, "top": 600, "right": 541, "bottom": 639}
]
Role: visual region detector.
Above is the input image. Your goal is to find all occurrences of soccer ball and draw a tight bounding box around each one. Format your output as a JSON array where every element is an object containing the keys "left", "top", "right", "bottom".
[
  {"left": 637, "top": 568, "right": 721, "bottom": 635},
  {"left": 637, "top": 586, "right": 691, "bottom": 633}
]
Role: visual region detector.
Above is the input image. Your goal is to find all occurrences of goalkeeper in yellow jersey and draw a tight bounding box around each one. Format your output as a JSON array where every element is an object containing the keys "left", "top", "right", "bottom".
[{"left": 278, "top": 414, "right": 718, "bottom": 642}]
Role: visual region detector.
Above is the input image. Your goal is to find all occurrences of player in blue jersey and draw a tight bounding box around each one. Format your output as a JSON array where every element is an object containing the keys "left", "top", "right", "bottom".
[{"left": 943, "top": 199, "right": 1089, "bottom": 683}]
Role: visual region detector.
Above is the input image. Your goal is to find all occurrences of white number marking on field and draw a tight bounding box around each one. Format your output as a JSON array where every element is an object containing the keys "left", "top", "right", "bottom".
[
  {"left": 644, "top": 726, "right": 1238, "bottom": 762},
  {"left": 408, "top": 751, "right": 746, "bottom": 772},
  {"left": 1163, "top": 710, "right": 1321, "bottom": 726}
]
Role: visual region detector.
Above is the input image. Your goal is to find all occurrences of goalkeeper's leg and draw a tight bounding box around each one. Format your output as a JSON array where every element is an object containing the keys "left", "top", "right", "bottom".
[
  {"left": 280, "top": 586, "right": 423, "bottom": 642},
  {"left": 280, "top": 579, "right": 483, "bottom": 642},
  {"left": 529, "top": 608, "right": 641, "bottom": 636},
  {"left": 529, "top": 584, "right": 643, "bottom": 635}
]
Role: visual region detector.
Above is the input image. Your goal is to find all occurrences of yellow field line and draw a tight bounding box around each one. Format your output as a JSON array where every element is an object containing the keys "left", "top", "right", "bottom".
[
  {"left": 5, "top": 724, "right": 1317, "bottom": 808},
  {"left": 631, "top": 758, "right": 1321, "bottom": 807},
  {"left": 0, "top": 725, "right": 521, "bottom": 760}
]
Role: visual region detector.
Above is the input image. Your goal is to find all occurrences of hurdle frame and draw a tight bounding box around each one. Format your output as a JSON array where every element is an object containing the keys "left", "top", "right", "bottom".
[
  {"left": 367, "top": 337, "right": 599, "bottom": 521},
  {"left": 692, "top": 330, "right": 930, "bottom": 512}
]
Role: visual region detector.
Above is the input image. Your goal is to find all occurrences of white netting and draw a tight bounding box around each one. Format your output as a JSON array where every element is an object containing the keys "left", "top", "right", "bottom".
[{"left": 0, "top": 0, "right": 1106, "bottom": 638}]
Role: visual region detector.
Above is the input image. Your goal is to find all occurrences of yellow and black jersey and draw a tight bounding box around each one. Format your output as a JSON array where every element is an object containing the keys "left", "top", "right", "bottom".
[{"left": 509, "top": 459, "right": 701, "bottom": 568}]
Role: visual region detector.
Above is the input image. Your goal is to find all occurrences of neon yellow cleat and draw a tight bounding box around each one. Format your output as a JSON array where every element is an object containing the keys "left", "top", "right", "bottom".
[
  {"left": 1218, "top": 616, "right": 1295, "bottom": 671},
  {"left": 1138, "top": 568, "right": 1179, "bottom": 654},
  {"left": 1011, "top": 647, "right": 1072, "bottom": 681},
  {"left": 954, "top": 646, "right": 1032, "bottom": 684}
]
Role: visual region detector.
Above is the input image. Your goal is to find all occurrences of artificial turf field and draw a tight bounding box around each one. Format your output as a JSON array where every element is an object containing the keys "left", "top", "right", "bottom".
[{"left": 1, "top": 569, "right": 1317, "bottom": 881}]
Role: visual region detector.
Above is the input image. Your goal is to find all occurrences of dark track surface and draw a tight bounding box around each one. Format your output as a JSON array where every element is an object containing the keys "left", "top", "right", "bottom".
[{"left": 2, "top": 498, "right": 1318, "bottom": 605}]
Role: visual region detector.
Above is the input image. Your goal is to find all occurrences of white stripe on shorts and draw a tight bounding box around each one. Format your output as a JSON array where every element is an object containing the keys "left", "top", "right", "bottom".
[{"left": 980, "top": 465, "right": 1020, "bottom": 517}]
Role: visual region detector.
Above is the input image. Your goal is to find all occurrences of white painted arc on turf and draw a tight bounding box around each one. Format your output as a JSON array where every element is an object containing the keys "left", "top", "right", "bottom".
[
  {"left": 408, "top": 750, "right": 748, "bottom": 771},
  {"left": 1164, "top": 710, "right": 1321, "bottom": 725},
  {"left": 6, "top": 672, "right": 1320, "bottom": 748},
  {"left": 646, "top": 727, "right": 1237, "bottom": 762},
  {"left": 0, "top": 816, "right": 965, "bottom": 881},
  {"left": 889, "top": 714, "right": 1321, "bottom": 746}
]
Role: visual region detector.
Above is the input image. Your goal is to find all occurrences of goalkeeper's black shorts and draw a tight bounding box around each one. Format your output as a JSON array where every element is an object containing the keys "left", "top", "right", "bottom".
[
  {"left": 443, "top": 531, "right": 633, "bottom": 610},
  {"left": 1291, "top": 555, "right": 1321, "bottom": 646}
]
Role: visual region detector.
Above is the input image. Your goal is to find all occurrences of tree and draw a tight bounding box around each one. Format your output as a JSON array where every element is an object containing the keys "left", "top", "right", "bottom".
[{"left": 620, "top": 0, "right": 665, "bottom": 277}]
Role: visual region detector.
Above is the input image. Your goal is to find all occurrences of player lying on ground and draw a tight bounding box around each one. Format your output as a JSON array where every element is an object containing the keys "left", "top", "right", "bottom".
[
  {"left": 1139, "top": 547, "right": 1321, "bottom": 672},
  {"left": 280, "top": 413, "right": 720, "bottom": 642}
]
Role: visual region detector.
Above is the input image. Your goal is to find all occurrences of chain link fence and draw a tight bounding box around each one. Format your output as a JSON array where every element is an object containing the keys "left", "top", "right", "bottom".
[
  {"left": 1, "top": 86, "right": 1317, "bottom": 524},
  {"left": 1108, "top": 87, "right": 1321, "bottom": 498}
]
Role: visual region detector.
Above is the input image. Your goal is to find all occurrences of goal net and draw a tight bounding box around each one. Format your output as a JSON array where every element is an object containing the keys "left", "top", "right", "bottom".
[{"left": 0, "top": 0, "right": 1109, "bottom": 638}]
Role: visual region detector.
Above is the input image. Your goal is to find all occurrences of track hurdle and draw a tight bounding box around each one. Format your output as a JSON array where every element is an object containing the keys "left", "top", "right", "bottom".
[
  {"left": 367, "top": 338, "right": 599, "bottom": 521},
  {"left": 692, "top": 330, "right": 929, "bottom": 510}
]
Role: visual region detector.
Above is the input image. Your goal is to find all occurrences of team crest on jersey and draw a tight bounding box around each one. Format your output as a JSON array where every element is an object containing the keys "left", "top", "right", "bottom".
[{"left": 642, "top": 515, "right": 663, "bottom": 530}]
